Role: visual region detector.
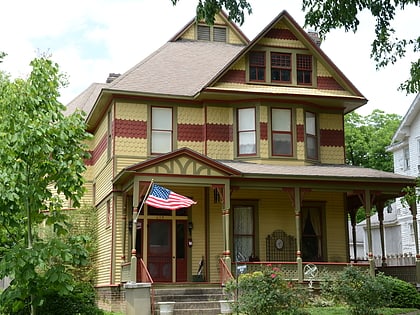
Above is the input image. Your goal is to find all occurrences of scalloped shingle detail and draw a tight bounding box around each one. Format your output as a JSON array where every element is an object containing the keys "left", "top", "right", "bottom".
[
  {"left": 206, "top": 123, "right": 233, "bottom": 142},
  {"left": 178, "top": 124, "right": 203, "bottom": 142},
  {"left": 114, "top": 119, "right": 147, "bottom": 138},
  {"left": 320, "top": 129, "right": 344, "bottom": 147}
]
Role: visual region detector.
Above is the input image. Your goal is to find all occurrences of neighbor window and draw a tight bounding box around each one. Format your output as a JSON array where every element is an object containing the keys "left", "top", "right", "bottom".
[
  {"left": 151, "top": 107, "right": 173, "bottom": 154},
  {"left": 305, "top": 111, "right": 318, "bottom": 160},
  {"left": 271, "top": 108, "right": 292, "bottom": 156},
  {"left": 238, "top": 108, "right": 256, "bottom": 155},
  {"left": 404, "top": 147, "right": 410, "bottom": 170}
]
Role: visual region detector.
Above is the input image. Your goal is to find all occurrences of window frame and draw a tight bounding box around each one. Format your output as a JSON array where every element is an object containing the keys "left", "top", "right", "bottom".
[
  {"left": 232, "top": 203, "right": 257, "bottom": 263},
  {"left": 271, "top": 107, "right": 293, "bottom": 157},
  {"left": 151, "top": 106, "right": 173, "bottom": 155},
  {"left": 237, "top": 107, "right": 257, "bottom": 156},
  {"left": 270, "top": 52, "right": 292, "bottom": 84},
  {"left": 249, "top": 51, "right": 266, "bottom": 82},
  {"left": 297, "top": 54, "right": 313, "bottom": 85},
  {"left": 301, "top": 203, "right": 325, "bottom": 262},
  {"left": 305, "top": 111, "right": 319, "bottom": 160}
]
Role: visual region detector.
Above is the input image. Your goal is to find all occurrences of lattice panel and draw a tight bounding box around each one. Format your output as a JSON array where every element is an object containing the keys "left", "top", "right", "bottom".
[{"left": 266, "top": 230, "right": 296, "bottom": 262}]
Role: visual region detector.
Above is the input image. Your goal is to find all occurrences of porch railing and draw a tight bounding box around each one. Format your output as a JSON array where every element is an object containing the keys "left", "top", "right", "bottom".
[
  {"left": 233, "top": 261, "right": 370, "bottom": 282},
  {"left": 139, "top": 258, "right": 154, "bottom": 284},
  {"left": 219, "top": 258, "right": 234, "bottom": 286}
]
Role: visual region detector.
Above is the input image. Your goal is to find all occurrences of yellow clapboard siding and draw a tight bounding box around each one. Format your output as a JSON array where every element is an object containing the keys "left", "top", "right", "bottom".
[
  {"left": 95, "top": 162, "right": 113, "bottom": 204},
  {"left": 96, "top": 201, "right": 113, "bottom": 285}
]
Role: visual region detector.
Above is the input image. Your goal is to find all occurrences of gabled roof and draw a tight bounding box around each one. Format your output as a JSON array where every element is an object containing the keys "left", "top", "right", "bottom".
[
  {"left": 64, "top": 82, "right": 106, "bottom": 116},
  {"left": 106, "top": 40, "right": 245, "bottom": 97},
  {"left": 388, "top": 93, "right": 420, "bottom": 148}
]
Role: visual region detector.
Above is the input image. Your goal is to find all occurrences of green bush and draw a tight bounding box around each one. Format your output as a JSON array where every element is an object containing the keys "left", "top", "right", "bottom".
[
  {"left": 331, "top": 267, "right": 391, "bottom": 315},
  {"left": 225, "top": 264, "right": 309, "bottom": 315},
  {"left": 37, "top": 282, "right": 103, "bottom": 315},
  {"left": 379, "top": 275, "right": 420, "bottom": 309}
]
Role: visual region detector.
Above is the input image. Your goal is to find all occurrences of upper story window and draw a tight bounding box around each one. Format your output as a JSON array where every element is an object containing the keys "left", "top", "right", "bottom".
[
  {"left": 271, "top": 108, "right": 292, "bottom": 156},
  {"left": 197, "top": 24, "right": 227, "bottom": 42},
  {"left": 151, "top": 107, "right": 173, "bottom": 154},
  {"left": 403, "top": 147, "right": 410, "bottom": 170},
  {"left": 238, "top": 107, "right": 256, "bottom": 156},
  {"left": 249, "top": 50, "right": 315, "bottom": 87},
  {"left": 249, "top": 52, "right": 266, "bottom": 82},
  {"left": 271, "top": 53, "right": 291, "bottom": 83},
  {"left": 305, "top": 111, "right": 318, "bottom": 160},
  {"left": 297, "top": 54, "right": 312, "bottom": 85}
]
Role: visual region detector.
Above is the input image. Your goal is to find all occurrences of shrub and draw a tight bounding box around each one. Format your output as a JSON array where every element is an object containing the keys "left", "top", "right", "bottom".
[
  {"left": 331, "top": 267, "right": 391, "bottom": 315},
  {"left": 225, "top": 264, "right": 309, "bottom": 315},
  {"left": 378, "top": 275, "right": 420, "bottom": 309}
]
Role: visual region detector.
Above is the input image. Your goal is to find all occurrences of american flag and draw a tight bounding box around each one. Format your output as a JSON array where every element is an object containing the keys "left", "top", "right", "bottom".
[{"left": 145, "top": 183, "right": 197, "bottom": 210}]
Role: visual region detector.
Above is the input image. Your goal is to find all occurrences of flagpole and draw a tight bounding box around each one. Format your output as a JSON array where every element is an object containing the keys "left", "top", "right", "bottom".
[{"left": 130, "top": 179, "right": 154, "bottom": 283}]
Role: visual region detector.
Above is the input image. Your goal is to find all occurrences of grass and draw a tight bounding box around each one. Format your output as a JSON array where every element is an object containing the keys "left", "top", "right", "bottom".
[{"left": 305, "top": 307, "right": 420, "bottom": 315}]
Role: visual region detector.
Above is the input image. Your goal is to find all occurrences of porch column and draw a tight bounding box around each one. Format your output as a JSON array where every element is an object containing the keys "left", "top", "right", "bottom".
[
  {"left": 376, "top": 200, "right": 387, "bottom": 267},
  {"left": 348, "top": 207, "right": 358, "bottom": 262},
  {"left": 216, "top": 183, "right": 231, "bottom": 272},
  {"left": 130, "top": 179, "right": 140, "bottom": 283},
  {"left": 409, "top": 202, "right": 420, "bottom": 289},
  {"left": 294, "top": 187, "right": 303, "bottom": 282},
  {"left": 364, "top": 190, "right": 375, "bottom": 277}
]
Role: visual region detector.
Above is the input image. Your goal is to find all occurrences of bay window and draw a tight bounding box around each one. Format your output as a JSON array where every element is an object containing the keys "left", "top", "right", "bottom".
[
  {"left": 238, "top": 107, "right": 256, "bottom": 155},
  {"left": 271, "top": 108, "right": 292, "bottom": 156},
  {"left": 305, "top": 111, "right": 318, "bottom": 160}
]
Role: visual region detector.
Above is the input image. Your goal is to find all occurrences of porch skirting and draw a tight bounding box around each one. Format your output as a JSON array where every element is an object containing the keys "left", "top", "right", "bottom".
[{"left": 96, "top": 285, "right": 126, "bottom": 313}]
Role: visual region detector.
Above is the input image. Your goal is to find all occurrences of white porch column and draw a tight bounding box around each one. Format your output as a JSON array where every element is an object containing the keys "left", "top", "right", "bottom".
[
  {"left": 364, "top": 190, "right": 375, "bottom": 277},
  {"left": 294, "top": 187, "right": 303, "bottom": 282}
]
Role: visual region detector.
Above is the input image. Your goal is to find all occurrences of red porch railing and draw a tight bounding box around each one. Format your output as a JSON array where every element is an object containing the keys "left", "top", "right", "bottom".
[{"left": 219, "top": 258, "right": 234, "bottom": 286}]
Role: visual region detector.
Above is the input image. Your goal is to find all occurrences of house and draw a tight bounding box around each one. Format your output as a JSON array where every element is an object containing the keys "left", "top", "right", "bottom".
[
  {"left": 360, "top": 93, "right": 420, "bottom": 265},
  {"left": 66, "top": 10, "right": 417, "bottom": 311}
]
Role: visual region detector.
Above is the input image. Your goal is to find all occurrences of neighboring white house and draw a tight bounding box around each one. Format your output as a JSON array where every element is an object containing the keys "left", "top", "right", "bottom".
[{"left": 350, "top": 93, "right": 420, "bottom": 266}]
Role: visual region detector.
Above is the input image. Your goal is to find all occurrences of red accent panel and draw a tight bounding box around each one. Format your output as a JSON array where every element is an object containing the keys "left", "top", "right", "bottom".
[
  {"left": 114, "top": 119, "right": 147, "bottom": 138},
  {"left": 85, "top": 134, "right": 107, "bottom": 166},
  {"left": 260, "top": 122, "right": 268, "bottom": 140},
  {"left": 178, "top": 124, "right": 203, "bottom": 142},
  {"left": 317, "top": 76, "right": 345, "bottom": 90},
  {"left": 320, "top": 129, "right": 344, "bottom": 147},
  {"left": 264, "top": 28, "right": 297, "bottom": 40},
  {"left": 296, "top": 124, "right": 305, "bottom": 142},
  {"left": 206, "top": 124, "right": 233, "bottom": 142},
  {"left": 219, "top": 70, "right": 246, "bottom": 83}
]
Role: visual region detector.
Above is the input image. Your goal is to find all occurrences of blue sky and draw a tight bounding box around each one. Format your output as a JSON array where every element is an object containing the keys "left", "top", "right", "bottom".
[{"left": 1, "top": 0, "right": 419, "bottom": 116}]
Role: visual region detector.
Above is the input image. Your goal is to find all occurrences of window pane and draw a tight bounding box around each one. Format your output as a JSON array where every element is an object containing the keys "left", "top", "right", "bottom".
[
  {"left": 234, "top": 206, "right": 254, "bottom": 262},
  {"left": 272, "top": 109, "right": 291, "bottom": 131},
  {"left": 305, "top": 112, "right": 316, "bottom": 135},
  {"left": 238, "top": 108, "right": 255, "bottom": 131},
  {"left": 152, "top": 131, "right": 171, "bottom": 153},
  {"left": 152, "top": 107, "right": 172, "bottom": 130},
  {"left": 306, "top": 135, "right": 317, "bottom": 159},
  {"left": 273, "top": 133, "right": 292, "bottom": 155},
  {"left": 234, "top": 207, "right": 253, "bottom": 234},
  {"left": 239, "top": 132, "right": 256, "bottom": 154},
  {"left": 234, "top": 236, "right": 253, "bottom": 262}
]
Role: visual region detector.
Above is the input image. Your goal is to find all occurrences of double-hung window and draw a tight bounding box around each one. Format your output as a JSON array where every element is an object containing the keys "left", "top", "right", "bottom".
[
  {"left": 297, "top": 54, "right": 312, "bottom": 85},
  {"left": 305, "top": 111, "right": 318, "bottom": 160},
  {"left": 151, "top": 107, "right": 173, "bottom": 154},
  {"left": 271, "top": 53, "right": 291, "bottom": 83},
  {"left": 271, "top": 108, "right": 292, "bottom": 156},
  {"left": 249, "top": 51, "right": 265, "bottom": 82},
  {"left": 238, "top": 108, "right": 256, "bottom": 155}
]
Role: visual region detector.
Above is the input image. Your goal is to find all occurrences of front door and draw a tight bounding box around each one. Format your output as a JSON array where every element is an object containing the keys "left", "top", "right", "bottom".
[
  {"left": 176, "top": 220, "right": 187, "bottom": 282},
  {"left": 148, "top": 220, "right": 172, "bottom": 282}
]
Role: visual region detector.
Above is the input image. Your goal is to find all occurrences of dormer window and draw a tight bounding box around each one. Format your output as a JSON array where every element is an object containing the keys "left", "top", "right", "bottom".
[
  {"left": 197, "top": 24, "right": 227, "bottom": 42},
  {"left": 249, "top": 50, "right": 315, "bottom": 87}
]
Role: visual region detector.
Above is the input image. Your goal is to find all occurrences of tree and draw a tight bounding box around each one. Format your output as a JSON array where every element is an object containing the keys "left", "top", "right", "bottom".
[
  {"left": 345, "top": 109, "right": 401, "bottom": 172},
  {"left": 0, "top": 56, "right": 92, "bottom": 314},
  {"left": 170, "top": 0, "right": 419, "bottom": 94}
]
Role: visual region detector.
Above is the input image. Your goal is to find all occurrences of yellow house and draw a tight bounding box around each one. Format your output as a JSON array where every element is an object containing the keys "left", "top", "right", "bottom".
[{"left": 66, "top": 10, "right": 416, "bottom": 311}]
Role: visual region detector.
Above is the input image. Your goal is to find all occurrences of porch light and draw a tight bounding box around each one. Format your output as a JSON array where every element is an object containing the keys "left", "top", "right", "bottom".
[{"left": 188, "top": 221, "right": 193, "bottom": 235}]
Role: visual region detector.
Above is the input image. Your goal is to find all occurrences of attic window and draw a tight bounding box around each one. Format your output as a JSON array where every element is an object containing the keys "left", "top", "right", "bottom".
[
  {"left": 297, "top": 54, "right": 312, "bottom": 85},
  {"left": 198, "top": 25, "right": 210, "bottom": 41},
  {"left": 213, "top": 26, "right": 227, "bottom": 42},
  {"left": 197, "top": 24, "right": 227, "bottom": 42}
]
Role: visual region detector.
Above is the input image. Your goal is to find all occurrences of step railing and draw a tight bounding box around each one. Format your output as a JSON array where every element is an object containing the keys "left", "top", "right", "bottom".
[{"left": 219, "top": 258, "right": 234, "bottom": 286}]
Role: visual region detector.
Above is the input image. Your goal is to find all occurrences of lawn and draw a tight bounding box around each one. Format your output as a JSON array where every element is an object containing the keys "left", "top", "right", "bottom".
[{"left": 305, "top": 307, "right": 420, "bottom": 315}]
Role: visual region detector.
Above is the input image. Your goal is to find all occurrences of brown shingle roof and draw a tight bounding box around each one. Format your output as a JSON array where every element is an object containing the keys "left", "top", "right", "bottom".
[
  {"left": 107, "top": 40, "right": 245, "bottom": 97},
  {"left": 64, "top": 83, "right": 106, "bottom": 116}
]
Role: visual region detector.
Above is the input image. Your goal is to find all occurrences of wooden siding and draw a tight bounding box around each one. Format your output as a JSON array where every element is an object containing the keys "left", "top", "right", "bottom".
[
  {"left": 206, "top": 141, "right": 234, "bottom": 160},
  {"left": 115, "top": 137, "right": 147, "bottom": 156},
  {"left": 96, "top": 200, "right": 113, "bottom": 285},
  {"left": 320, "top": 146, "right": 345, "bottom": 164},
  {"left": 208, "top": 193, "right": 224, "bottom": 283},
  {"left": 115, "top": 102, "right": 148, "bottom": 121},
  {"left": 95, "top": 162, "right": 113, "bottom": 205},
  {"left": 113, "top": 194, "right": 124, "bottom": 283}
]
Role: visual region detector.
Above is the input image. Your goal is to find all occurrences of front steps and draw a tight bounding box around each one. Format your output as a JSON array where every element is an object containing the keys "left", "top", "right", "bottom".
[{"left": 152, "top": 284, "right": 227, "bottom": 315}]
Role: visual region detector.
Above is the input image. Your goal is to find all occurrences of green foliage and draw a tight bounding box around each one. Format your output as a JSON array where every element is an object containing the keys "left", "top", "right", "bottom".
[
  {"left": 328, "top": 267, "right": 391, "bottom": 315},
  {"left": 170, "top": 0, "right": 252, "bottom": 25},
  {"left": 225, "top": 265, "right": 309, "bottom": 315},
  {"left": 345, "top": 109, "right": 401, "bottom": 172},
  {"left": 380, "top": 275, "right": 420, "bottom": 309},
  {"left": 302, "top": 0, "right": 420, "bottom": 94},
  {"left": 0, "top": 55, "right": 92, "bottom": 314}
]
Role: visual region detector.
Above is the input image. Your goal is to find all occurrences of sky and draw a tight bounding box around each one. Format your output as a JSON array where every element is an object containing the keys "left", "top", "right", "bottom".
[{"left": 0, "top": 0, "right": 419, "bottom": 116}]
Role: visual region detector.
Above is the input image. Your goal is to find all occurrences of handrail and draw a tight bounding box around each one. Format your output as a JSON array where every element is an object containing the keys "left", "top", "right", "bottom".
[
  {"left": 139, "top": 258, "right": 154, "bottom": 284},
  {"left": 219, "top": 258, "right": 234, "bottom": 286}
]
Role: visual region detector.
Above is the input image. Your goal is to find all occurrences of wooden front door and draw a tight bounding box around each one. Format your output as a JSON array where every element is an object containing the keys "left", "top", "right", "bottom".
[{"left": 148, "top": 220, "right": 172, "bottom": 282}]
